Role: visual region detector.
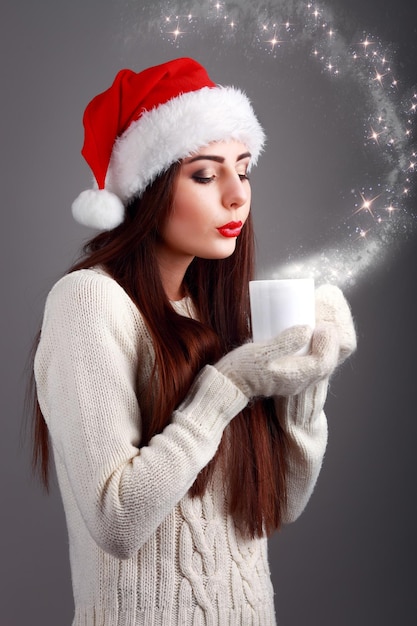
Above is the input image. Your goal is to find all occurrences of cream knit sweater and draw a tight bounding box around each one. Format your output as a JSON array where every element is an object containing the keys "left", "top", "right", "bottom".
[{"left": 34, "top": 267, "right": 329, "bottom": 626}]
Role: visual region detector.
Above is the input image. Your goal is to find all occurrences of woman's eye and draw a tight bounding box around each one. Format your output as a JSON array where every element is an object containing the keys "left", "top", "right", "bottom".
[
  {"left": 190, "top": 170, "right": 249, "bottom": 184},
  {"left": 192, "top": 174, "right": 215, "bottom": 184}
]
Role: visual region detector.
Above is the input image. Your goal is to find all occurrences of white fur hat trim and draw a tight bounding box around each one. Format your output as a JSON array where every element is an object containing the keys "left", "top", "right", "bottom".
[{"left": 106, "top": 86, "right": 265, "bottom": 203}]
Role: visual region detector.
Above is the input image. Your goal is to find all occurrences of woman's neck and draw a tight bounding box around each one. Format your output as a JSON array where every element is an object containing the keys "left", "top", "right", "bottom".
[{"left": 155, "top": 246, "right": 194, "bottom": 301}]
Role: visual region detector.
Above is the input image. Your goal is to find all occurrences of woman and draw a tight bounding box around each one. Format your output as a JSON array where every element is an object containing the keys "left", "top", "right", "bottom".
[{"left": 32, "top": 57, "right": 356, "bottom": 625}]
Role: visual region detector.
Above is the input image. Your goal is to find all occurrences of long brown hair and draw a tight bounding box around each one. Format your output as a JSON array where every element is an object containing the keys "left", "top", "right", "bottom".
[{"left": 31, "top": 162, "right": 289, "bottom": 538}]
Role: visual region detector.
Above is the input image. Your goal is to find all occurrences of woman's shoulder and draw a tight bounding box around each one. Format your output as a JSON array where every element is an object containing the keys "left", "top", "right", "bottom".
[
  {"left": 43, "top": 267, "right": 148, "bottom": 337},
  {"left": 47, "top": 265, "right": 121, "bottom": 294},
  {"left": 46, "top": 267, "right": 131, "bottom": 307}
]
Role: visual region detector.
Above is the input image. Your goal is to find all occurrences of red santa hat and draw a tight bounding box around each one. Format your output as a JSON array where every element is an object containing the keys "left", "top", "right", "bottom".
[{"left": 72, "top": 57, "right": 266, "bottom": 230}]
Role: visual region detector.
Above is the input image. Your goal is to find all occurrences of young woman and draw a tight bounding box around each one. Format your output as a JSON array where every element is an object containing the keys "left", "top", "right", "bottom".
[{"left": 32, "top": 57, "right": 356, "bottom": 625}]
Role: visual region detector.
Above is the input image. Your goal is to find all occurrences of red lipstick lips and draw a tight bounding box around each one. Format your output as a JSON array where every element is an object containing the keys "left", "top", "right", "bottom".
[{"left": 217, "top": 220, "right": 243, "bottom": 238}]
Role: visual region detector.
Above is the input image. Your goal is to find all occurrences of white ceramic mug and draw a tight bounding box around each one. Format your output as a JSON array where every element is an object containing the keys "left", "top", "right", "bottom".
[{"left": 249, "top": 278, "right": 315, "bottom": 352}]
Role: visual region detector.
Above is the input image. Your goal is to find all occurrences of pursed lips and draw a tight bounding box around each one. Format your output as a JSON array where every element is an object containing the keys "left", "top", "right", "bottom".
[{"left": 216, "top": 220, "right": 243, "bottom": 237}]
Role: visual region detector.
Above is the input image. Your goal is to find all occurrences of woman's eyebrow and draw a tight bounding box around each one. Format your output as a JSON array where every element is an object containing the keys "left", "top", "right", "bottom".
[{"left": 185, "top": 151, "right": 252, "bottom": 164}]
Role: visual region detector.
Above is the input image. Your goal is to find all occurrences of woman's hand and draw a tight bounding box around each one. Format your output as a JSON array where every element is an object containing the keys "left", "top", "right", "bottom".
[
  {"left": 315, "top": 284, "right": 357, "bottom": 365},
  {"left": 215, "top": 284, "right": 356, "bottom": 399}
]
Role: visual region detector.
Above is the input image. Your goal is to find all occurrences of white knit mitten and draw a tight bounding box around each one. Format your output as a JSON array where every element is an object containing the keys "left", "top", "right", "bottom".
[
  {"left": 315, "top": 284, "right": 357, "bottom": 365},
  {"left": 214, "top": 323, "right": 340, "bottom": 399}
]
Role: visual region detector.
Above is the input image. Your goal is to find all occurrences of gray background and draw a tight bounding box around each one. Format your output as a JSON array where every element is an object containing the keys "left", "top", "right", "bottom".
[{"left": 2, "top": 0, "right": 417, "bottom": 624}]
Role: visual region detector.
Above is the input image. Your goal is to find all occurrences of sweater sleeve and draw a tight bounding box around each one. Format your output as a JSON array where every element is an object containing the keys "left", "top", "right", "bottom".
[
  {"left": 34, "top": 270, "right": 248, "bottom": 559},
  {"left": 274, "top": 379, "right": 329, "bottom": 524}
]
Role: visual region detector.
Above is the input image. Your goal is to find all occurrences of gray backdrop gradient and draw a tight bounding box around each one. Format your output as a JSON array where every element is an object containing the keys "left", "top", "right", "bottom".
[{"left": 2, "top": 1, "right": 416, "bottom": 624}]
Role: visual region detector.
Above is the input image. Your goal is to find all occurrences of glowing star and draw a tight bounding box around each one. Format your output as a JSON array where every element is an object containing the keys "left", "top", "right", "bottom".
[
  {"left": 356, "top": 228, "right": 371, "bottom": 240},
  {"left": 374, "top": 70, "right": 387, "bottom": 85},
  {"left": 267, "top": 32, "right": 282, "bottom": 50},
  {"left": 386, "top": 205, "right": 398, "bottom": 216},
  {"left": 368, "top": 127, "right": 385, "bottom": 144},
  {"left": 354, "top": 192, "right": 381, "bottom": 218},
  {"left": 169, "top": 21, "right": 184, "bottom": 41},
  {"left": 360, "top": 38, "right": 374, "bottom": 50}
]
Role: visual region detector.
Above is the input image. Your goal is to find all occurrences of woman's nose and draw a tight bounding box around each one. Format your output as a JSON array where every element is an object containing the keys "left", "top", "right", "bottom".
[{"left": 222, "top": 173, "right": 250, "bottom": 209}]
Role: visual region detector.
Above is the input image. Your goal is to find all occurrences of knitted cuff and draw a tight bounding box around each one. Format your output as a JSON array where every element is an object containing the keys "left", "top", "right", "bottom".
[
  {"left": 278, "top": 378, "right": 330, "bottom": 431},
  {"left": 173, "top": 365, "right": 249, "bottom": 439}
]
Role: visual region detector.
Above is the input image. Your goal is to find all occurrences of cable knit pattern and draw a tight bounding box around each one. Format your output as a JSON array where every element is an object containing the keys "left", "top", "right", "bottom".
[{"left": 34, "top": 268, "right": 329, "bottom": 625}]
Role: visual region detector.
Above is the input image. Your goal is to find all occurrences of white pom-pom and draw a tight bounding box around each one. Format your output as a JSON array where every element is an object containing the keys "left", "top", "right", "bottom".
[{"left": 71, "top": 189, "right": 125, "bottom": 230}]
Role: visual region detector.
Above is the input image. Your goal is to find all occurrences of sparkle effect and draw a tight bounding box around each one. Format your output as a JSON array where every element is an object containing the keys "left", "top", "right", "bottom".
[{"left": 129, "top": 0, "right": 416, "bottom": 287}]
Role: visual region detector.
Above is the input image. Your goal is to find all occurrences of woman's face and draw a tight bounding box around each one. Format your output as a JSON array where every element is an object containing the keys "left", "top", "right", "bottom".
[{"left": 157, "top": 140, "right": 252, "bottom": 267}]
